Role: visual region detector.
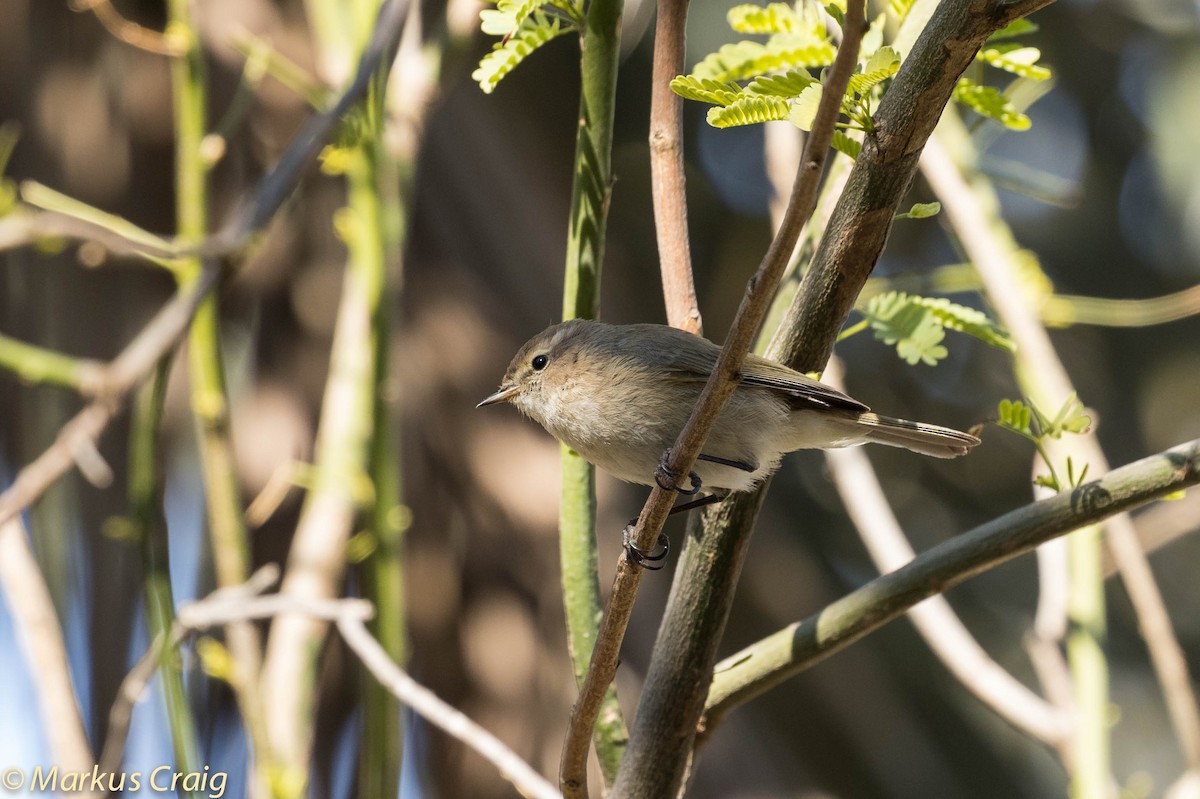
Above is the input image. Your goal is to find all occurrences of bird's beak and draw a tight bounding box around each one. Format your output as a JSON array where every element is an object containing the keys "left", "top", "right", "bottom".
[{"left": 477, "top": 383, "right": 519, "bottom": 408}]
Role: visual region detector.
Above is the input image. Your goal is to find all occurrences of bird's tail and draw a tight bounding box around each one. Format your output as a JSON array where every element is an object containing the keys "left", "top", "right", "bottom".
[{"left": 851, "top": 412, "right": 980, "bottom": 459}]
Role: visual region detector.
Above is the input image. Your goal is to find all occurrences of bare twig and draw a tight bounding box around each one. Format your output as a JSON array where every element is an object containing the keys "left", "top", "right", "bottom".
[
  {"left": 702, "top": 437, "right": 1200, "bottom": 728},
  {"left": 104, "top": 570, "right": 561, "bottom": 799},
  {"left": 337, "top": 615, "right": 562, "bottom": 799},
  {"left": 69, "top": 0, "right": 183, "bottom": 56},
  {"left": 649, "top": 0, "right": 701, "bottom": 334}
]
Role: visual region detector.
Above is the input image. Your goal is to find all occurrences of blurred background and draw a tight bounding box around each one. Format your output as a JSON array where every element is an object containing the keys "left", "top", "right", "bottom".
[{"left": 1, "top": 0, "right": 1199, "bottom": 796}]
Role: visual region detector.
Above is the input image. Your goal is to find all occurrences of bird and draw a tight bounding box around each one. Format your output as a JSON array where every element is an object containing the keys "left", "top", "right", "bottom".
[{"left": 478, "top": 319, "right": 979, "bottom": 496}]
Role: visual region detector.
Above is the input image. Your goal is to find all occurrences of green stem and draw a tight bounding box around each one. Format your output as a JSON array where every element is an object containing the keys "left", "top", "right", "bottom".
[
  {"left": 167, "top": 1, "right": 270, "bottom": 792},
  {"left": 559, "top": 0, "right": 627, "bottom": 782},
  {"left": 130, "top": 358, "right": 201, "bottom": 792},
  {"left": 0, "top": 333, "right": 104, "bottom": 392}
]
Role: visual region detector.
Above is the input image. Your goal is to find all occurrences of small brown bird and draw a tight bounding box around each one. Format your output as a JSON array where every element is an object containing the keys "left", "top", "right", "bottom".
[{"left": 479, "top": 319, "right": 979, "bottom": 495}]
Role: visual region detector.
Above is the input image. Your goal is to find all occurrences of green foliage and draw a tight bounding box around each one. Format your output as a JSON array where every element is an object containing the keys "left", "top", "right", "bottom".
[
  {"left": 831, "top": 129, "right": 861, "bottom": 159},
  {"left": 996, "top": 394, "right": 1093, "bottom": 490},
  {"left": 472, "top": 12, "right": 572, "bottom": 94},
  {"left": 727, "top": 2, "right": 804, "bottom": 33},
  {"left": 708, "top": 94, "right": 792, "bottom": 127},
  {"left": 858, "top": 291, "right": 1013, "bottom": 365},
  {"left": 894, "top": 201, "right": 940, "bottom": 219},
  {"left": 979, "top": 44, "right": 1051, "bottom": 81},
  {"left": 953, "top": 78, "right": 1031, "bottom": 130},
  {"left": 668, "top": 0, "right": 1053, "bottom": 140}
]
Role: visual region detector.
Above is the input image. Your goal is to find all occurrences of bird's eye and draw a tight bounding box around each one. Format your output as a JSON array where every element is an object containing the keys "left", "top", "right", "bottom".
[{"left": 531, "top": 354, "right": 549, "bottom": 371}]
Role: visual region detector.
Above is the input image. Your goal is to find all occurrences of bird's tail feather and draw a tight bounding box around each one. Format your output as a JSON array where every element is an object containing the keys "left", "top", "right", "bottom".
[{"left": 853, "top": 412, "right": 980, "bottom": 459}]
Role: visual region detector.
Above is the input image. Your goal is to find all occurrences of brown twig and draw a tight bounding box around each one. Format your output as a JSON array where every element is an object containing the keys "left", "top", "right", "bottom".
[
  {"left": 69, "top": 0, "right": 184, "bottom": 56},
  {"left": 616, "top": 0, "right": 1058, "bottom": 791},
  {"left": 557, "top": 4, "right": 869, "bottom": 797},
  {"left": 104, "top": 567, "right": 562, "bottom": 799},
  {"left": 648, "top": 0, "right": 701, "bottom": 334}
]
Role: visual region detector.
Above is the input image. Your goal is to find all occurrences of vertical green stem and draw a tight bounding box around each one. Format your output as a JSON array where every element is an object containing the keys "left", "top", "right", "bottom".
[
  {"left": 559, "top": 0, "right": 627, "bottom": 781},
  {"left": 130, "top": 359, "right": 200, "bottom": 792},
  {"left": 166, "top": 1, "right": 270, "bottom": 793}
]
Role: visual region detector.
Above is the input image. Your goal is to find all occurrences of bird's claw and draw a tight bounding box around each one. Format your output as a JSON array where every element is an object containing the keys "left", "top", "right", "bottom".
[
  {"left": 654, "top": 451, "right": 701, "bottom": 496},
  {"left": 623, "top": 524, "right": 670, "bottom": 571}
]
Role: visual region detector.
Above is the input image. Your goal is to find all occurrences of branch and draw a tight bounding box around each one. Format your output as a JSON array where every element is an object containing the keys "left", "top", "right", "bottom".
[
  {"left": 649, "top": 0, "right": 701, "bottom": 333},
  {"left": 703, "top": 437, "right": 1200, "bottom": 728},
  {"left": 104, "top": 568, "right": 562, "bottom": 799}
]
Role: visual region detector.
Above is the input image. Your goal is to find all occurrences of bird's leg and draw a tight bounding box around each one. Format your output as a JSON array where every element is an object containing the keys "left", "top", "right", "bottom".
[
  {"left": 654, "top": 449, "right": 702, "bottom": 495},
  {"left": 622, "top": 523, "right": 670, "bottom": 570},
  {"left": 669, "top": 488, "right": 730, "bottom": 516}
]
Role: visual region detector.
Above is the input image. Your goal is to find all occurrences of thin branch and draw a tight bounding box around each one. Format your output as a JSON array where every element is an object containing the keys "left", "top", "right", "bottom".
[
  {"left": 337, "top": 615, "right": 562, "bottom": 799},
  {"left": 105, "top": 569, "right": 561, "bottom": 799},
  {"left": 702, "top": 437, "right": 1200, "bottom": 728},
  {"left": 649, "top": 0, "right": 701, "bottom": 334},
  {"left": 69, "top": 0, "right": 184, "bottom": 56}
]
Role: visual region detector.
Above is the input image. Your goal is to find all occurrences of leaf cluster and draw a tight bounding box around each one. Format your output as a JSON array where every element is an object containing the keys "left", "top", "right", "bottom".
[
  {"left": 996, "top": 394, "right": 1093, "bottom": 490},
  {"left": 853, "top": 290, "right": 1014, "bottom": 366},
  {"left": 471, "top": 0, "right": 581, "bottom": 93},
  {"left": 664, "top": 1, "right": 1053, "bottom": 148}
]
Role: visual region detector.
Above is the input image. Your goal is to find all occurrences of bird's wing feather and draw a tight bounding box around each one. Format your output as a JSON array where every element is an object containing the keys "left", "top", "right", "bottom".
[{"left": 655, "top": 333, "right": 869, "bottom": 413}]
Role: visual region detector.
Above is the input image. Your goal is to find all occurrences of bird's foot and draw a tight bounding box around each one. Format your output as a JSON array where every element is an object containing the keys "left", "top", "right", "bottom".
[
  {"left": 623, "top": 523, "right": 670, "bottom": 571},
  {"left": 654, "top": 450, "right": 701, "bottom": 496}
]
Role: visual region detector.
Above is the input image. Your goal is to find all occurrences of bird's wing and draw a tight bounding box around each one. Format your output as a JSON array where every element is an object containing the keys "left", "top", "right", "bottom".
[{"left": 659, "top": 339, "right": 870, "bottom": 413}]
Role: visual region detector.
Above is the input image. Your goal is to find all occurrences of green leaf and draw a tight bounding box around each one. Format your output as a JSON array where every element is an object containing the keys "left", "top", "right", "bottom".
[
  {"left": 979, "top": 45, "right": 1051, "bottom": 80},
  {"left": 689, "top": 31, "right": 835, "bottom": 82},
  {"left": 1033, "top": 474, "right": 1060, "bottom": 491},
  {"left": 997, "top": 398, "right": 1033, "bottom": 435},
  {"left": 788, "top": 83, "right": 822, "bottom": 130},
  {"left": 953, "top": 78, "right": 1031, "bottom": 130},
  {"left": 746, "top": 69, "right": 817, "bottom": 97},
  {"left": 846, "top": 62, "right": 899, "bottom": 97},
  {"left": 669, "top": 75, "right": 741, "bottom": 106},
  {"left": 910, "top": 295, "right": 1015, "bottom": 351},
  {"left": 831, "top": 130, "right": 861, "bottom": 159},
  {"left": 472, "top": 12, "right": 570, "bottom": 93},
  {"left": 865, "top": 292, "right": 948, "bottom": 365},
  {"left": 707, "top": 94, "right": 792, "bottom": 127},
  {"left": 987, "top": 18, "right": 1039, "bottom": 42},
  {"left": 894, "top": 201, "right": 940, "bottom": 219},
  {"left": 727, "top": 2, "right": 800, "bottom": 33},
  {"left": 863, "top": 45, "right": 901, "bottom": 76}
]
